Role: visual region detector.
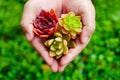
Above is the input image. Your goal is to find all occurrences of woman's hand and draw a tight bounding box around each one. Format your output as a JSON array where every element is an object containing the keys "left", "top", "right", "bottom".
[
  {"left": 21, "top": 0, "right": 62, "bottom": 72},
  {"left": 58, "top": 0, "right": 95, "bottom": 72}
]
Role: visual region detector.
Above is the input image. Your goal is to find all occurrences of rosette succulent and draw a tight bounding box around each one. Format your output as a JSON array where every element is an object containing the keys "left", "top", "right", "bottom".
[
  {"left": 59, "top": 12, "right": 82, "bottom": 39},
  {"left": 45, "top": 32, "right": 68, "bottom": 59},
  {"left": 33, "top": 9, "right": 58, "bottom": 38}
]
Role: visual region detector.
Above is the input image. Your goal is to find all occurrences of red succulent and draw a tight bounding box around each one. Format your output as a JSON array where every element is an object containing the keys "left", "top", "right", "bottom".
[{"left": 33, "top": 9, "right": 58, "bottom": 38}]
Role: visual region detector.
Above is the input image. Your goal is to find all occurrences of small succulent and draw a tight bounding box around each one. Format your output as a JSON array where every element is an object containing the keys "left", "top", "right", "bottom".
[
  {"left": 33, "top": 9, "right": 58, "bottom": 38},
  {"left": 59, "top": 12, "right": 82, "bottom": 39},
  {"left": 45, "top": 32, "right": 68, "bottom": 59}
]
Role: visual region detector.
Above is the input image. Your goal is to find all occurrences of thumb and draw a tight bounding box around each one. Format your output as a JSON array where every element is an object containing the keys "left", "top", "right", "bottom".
[
  {"left": 80, "top": 26, "right": 95, "bottom": 44},
  {"left": 20, "top": 1, "right": 37, "bottom": 41},
  {"left": 80, "top": 6, "right": 95, "bottom": 43}
]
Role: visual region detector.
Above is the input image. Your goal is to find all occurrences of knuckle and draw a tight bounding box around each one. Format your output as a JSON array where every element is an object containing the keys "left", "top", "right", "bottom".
[
  {"left": 20, "top": 21, "right": 26, "bottom": 33},
  {"left": 20, "top": 21, "right": 28, "bottom": 32},
  {"left": 87, "top": 26, "right": 95, "bottom": 34},
  {"left": 20, "top": 21, "right": 26, "bottom": 28}
]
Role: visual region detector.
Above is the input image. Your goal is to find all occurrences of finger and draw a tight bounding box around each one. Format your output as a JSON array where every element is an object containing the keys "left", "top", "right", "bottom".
[
  {"left": 58, "top": 64, "right": 67, "bottom": 72},
  {"left": 58, "top": 50, "right": 78, "bottom": 72},
  {"left": 59, "top": 39, "right": 86, "bottom": 72},
  {"left": 31, "top": 37, "right": 57, "bottom": 68},
  {"left": 80, "top": 4, "right": 95, "bottom": 43},
  {"left": 50, "top": 60, "right": 58, "bottom": 72},
  {"left": 21, "top": 1, "right": 38, "bottom": 41}
]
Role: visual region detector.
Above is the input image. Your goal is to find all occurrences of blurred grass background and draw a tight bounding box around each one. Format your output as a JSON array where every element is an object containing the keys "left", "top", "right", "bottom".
[{"left": 0, "top": 0, "right": 120, "bottom": 80}]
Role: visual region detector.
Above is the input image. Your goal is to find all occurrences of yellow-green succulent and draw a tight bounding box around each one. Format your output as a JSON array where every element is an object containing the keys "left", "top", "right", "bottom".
[
  {"left": 59, "top": 12, "right": 82, "bottom": 39},
  {"left": 45, "top": 32, "right": 68, "bottom": 59}
]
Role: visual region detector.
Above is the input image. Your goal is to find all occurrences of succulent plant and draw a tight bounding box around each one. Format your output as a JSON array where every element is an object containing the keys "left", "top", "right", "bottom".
[
  {"left": 59, "top": 12, "right": 82, "bottom": 39},
  {"left": 45, "top": 32, "right": 68, "bottom": 59},
  {"left": 33, "top": 10, "right": 82, "bottom": 59},
  {"left": 33, "top": 9, "right": 58, "bottom": 38}
]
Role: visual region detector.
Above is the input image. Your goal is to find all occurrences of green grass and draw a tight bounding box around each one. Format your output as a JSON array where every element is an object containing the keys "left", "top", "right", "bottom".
[{"left": 0, "top": 0, "right": 120, "bottom": 80}]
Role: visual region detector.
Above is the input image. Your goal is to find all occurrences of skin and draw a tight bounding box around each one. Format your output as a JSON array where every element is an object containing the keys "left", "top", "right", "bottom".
[{"left": 21, "top": 0, "right": 95, "bottom": 72}]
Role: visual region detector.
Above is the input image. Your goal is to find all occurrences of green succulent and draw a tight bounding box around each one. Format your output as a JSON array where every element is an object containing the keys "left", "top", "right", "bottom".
[
  {"left": 45, "top": 32, "right": 68, "bottom": 59},
  {"left": 59, "top": 12, "right": 82, "bottom": 39}
]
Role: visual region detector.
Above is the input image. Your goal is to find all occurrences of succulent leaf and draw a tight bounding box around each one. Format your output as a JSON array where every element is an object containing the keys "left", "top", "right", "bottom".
[
  {"left": 50, "top": 45, "right": 56, "bottom": 51},
  {"left": 45, "top": 39, "right": 54, "bottom": 47},
  {"left": 54, "top": 32, "right": 62, "bottom": 37},
  {"left": 63, "top": 34, "right": 71, "bottom": 42},
  {"left": 63, "top": 40, "right": 68, "bottom": 54},
  {"left": 55, "top": 37, "right": 62, "bottom": 42},
  {"left": 50, "top": 51, "right": 56, "bottom": 57},
  {"left": 56, "top": 54, "right": 62, "bottom": 59},
  {"left": 68, "top": 40, "right": 76, "bottom": 48},
  {"left": 56, "top": 48, "right": 63, "bottom": 55}
]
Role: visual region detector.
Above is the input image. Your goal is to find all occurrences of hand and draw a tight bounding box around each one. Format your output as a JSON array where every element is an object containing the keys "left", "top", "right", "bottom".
[
  {"left": 21, "top": 0, "right": 62, "bottom": 72},
  {"left": 58, "top": 0, "right": 95, "bottom": 72}
]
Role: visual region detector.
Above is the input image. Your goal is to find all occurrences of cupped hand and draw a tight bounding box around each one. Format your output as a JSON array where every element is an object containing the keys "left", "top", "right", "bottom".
[
  {"left": 21, "top": 0, "right": 95, "bottom": 72},
  {"left": 21, "top": 0, "right": 62, "bottom": 72},
  {"left": 58, "top": 0, "right": 95, "bottom": 72}
]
